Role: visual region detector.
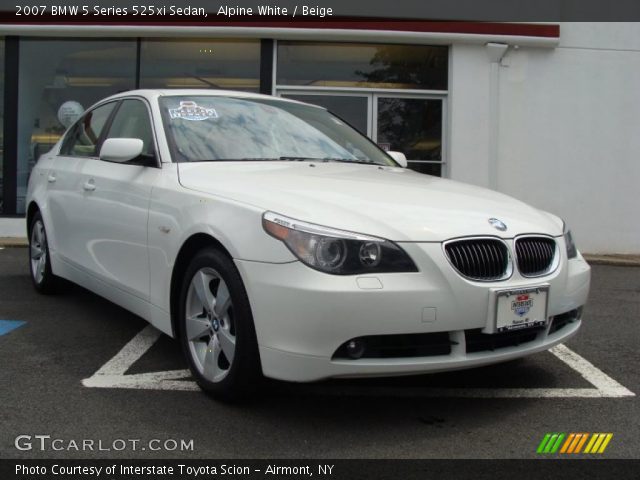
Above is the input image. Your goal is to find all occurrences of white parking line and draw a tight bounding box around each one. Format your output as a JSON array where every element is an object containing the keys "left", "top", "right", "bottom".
[
  {"left": 82, "top": 325, "right": 635, "bottom": 398},
  {"left": 83, "top": 326, "right": 197, "bottom": 391}
]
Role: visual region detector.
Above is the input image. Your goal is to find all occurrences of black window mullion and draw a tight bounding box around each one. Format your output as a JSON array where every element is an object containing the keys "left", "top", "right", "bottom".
[
  {"left": 135, "top": 38, "right": 141, "bottom": 90},
  {"left": 2, "top": 36, "right": 19, "bottom": 215},
  {"left": 259, "top": 39, "right": 274, "bottom": 95}
]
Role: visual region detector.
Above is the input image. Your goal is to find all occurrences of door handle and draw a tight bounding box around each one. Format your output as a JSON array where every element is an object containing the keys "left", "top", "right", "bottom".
[
  {"left": 47, "top": 174, "right": 56, "bottom": 183},
  {"left": 83, "top": 180, "right": 96, "bottom": 192}
]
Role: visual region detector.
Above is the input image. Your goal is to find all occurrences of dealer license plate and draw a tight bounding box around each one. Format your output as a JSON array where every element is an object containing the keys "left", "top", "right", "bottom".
[{"left": 494, "top": 286, "right": 549, "bottom": 332}]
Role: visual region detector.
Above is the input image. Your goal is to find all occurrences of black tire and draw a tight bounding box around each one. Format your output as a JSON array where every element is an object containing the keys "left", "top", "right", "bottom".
[
  {"left": 178, "top": 247, "right": 262, "bottom": 401},
  {"left": 28, "top": 211, "right": 60, "bottom": 294}
]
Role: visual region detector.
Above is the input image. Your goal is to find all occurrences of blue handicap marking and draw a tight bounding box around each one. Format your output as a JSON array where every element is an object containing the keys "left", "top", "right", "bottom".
[{"left": 0, "top": 320, "right": 26, "bottom": 336}]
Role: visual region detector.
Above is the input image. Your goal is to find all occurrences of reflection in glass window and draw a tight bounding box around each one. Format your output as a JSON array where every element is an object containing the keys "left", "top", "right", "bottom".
[
  {"left": 105, "top": 99, "right": 156, "bottom": 161},
  {"left": 376, "top": 97, "right": 443, "bottom": 176},
  {"left": 0, "top": 39, "right": 4, "bottom": 212},
  {"left": 140, "top": 39, "right": 260, "bottom": 91},
  {"left": 60, "top": 102, "right": 116, "bottom": 157},
  {"left": 17, "top": 38, "right": 136, "bottom": 212},
  {"left": 277, "top": 42, "right": 448, "bottom": 90},
  {"left": 281, "top": 94, "right": 369, "bottom": 135}
]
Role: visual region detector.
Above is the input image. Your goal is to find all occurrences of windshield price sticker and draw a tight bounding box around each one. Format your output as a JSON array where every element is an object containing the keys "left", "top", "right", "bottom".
[{"left": 169, "top": 101, "right": 218, "bottom": 121}]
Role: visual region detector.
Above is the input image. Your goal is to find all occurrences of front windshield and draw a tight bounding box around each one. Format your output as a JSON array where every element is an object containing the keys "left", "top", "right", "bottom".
[{"left": 159, "top": 95, "right": 395, "bottom": 166}]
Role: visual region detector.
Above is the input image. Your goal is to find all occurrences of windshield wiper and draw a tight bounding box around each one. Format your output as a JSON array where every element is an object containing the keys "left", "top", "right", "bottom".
[
  {"left": 190, "top": 158, "right": 283, "bottom": 162},
  {"left": 278, "top": 156, "right": 324, "bottom": 161},
  {"left": 279, "top": 156, "right": 376, "bottom": 165},
  {"left": 189, "top": 157, "right": 377, "bottom": 164}
]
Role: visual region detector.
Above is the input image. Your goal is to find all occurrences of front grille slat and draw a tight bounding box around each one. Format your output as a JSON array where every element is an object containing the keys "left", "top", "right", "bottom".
[
  {"left": 479, "top": 243, "right": 491, "bottom": 278},
  {"left": 535, "top": 241, "right": 545, "bottom": 272},
  {"left": 489, "top": 243, "right": 501, "bottom": 278},
  {"left": 532, "top": 241, "right": 541, "bottom": 273},
  {"left": 445, "top": 239, "right": 509, "bottom": 281},
  {"left": 471, "top": 243, "right": 483, "bottom": 278},
  {"left": 515, "top": 236, "right": 556, "bottom": 277}
]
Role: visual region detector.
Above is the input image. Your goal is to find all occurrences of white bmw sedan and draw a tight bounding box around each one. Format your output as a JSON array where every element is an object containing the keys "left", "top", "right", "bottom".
[{"left": 27, "top": 90, "right": 591, "bottom": 399}]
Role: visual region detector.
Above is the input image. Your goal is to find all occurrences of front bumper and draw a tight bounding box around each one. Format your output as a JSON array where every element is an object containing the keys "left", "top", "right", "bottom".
[{"left": 235, "top": 241, "right": 591, "bottom": 382}]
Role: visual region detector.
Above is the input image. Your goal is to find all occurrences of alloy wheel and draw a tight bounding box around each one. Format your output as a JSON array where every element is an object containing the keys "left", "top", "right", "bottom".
[
  {"left": 30, "top": 220, "right": 47, "bottom": 285},
  {"left": 185, "top": 267, "right": 236, "bottom": 383}
]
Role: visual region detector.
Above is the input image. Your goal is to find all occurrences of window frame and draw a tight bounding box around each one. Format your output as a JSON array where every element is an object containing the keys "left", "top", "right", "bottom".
[
  {"left": 101, "top": 97, "right": 161, "bottom": 168},
  {"left": 58, "top": 100, "right": 119, "bottom": 159},
  {"left": 58, "top": 96, "right": 161, "bottom": 168}
]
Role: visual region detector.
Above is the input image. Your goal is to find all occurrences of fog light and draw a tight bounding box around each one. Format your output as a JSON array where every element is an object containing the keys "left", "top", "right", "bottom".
[{"left": 346, "top": 339, "right": 365, "bottom": 359}]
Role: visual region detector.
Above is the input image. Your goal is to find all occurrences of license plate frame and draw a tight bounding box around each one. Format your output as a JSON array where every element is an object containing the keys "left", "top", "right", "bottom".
[{"left": 491, "top": 285, "right": 550, "bottom": 333}]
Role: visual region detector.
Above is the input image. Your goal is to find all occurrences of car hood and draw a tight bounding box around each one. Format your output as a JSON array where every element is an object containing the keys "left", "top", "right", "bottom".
[{"left": 177, "top": 162, "right": 563, "bottom": 242}]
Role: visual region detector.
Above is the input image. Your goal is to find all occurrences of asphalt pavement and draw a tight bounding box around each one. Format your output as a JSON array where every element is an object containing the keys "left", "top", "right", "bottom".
[{"left": 0, "top": 247, "right": 638, "bottom": 459}]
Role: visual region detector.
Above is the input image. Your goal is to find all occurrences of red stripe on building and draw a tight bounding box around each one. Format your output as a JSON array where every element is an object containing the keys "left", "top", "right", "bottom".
[{"left": 0, "top": 17, "right": 559, "bottom": 38}]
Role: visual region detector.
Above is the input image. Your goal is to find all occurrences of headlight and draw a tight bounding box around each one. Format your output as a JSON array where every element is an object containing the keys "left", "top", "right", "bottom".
[
  {"left": 262, "top": 212, "right": 418, "bottom": 275},
  {"left": 563, "top": 222, "right": 578, "bottom": 259}
]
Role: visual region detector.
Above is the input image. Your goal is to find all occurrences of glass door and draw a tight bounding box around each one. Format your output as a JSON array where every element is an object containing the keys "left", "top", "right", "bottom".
[{"left": 374, "top": 95, "right": 444, "bottom": 176}]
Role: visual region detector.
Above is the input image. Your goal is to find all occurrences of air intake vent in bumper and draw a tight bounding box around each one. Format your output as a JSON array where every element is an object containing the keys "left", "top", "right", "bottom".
[
  {"left": 515, "top": 236, "right": 557, "bottom": 277},
  {"left": 444, "top": 238, "right": 510, "bottom": 281}
]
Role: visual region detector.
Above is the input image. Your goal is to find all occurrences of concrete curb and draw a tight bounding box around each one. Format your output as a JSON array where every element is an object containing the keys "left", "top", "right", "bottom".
[
  {"left": 583, "top": 254, "right": 640, "bottom": 267},
  {"left": 1, "top": 237, "right": 638, "bottom": 266},
  {"left": 0, "top": 237, "right": 28, "bottom": 247}
]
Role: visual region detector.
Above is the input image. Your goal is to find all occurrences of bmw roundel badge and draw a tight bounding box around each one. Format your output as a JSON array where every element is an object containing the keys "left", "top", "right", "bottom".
[{"left": 488, "top": 218, "right": 507, "bottom": 231}]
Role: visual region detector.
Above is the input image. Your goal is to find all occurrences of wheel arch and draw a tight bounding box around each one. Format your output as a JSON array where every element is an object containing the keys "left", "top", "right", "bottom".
[
  {"left": 26, "top": 201, "right": 41, "bottom": 234},
  {"left": 170, "top": 232, "right": 233, "bottom": 339}
]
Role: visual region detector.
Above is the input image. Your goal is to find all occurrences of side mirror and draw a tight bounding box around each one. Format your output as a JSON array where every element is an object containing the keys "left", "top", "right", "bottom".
[
  {"left": 100, "top": 138, "right": 144, "bottom": 163},
  {"left": 387, "top": 151, "right": 408, "bottom": 168}
]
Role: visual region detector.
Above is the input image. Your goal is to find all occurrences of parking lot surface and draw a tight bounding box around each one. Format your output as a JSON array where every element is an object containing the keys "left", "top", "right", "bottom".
[{"left": 0, "top": 247, "right": 638, "bottom": 459}]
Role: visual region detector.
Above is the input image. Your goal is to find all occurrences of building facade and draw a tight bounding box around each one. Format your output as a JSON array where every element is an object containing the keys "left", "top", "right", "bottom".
[{"left": 0, "top": 21, "right": 638, "bottom": 253}]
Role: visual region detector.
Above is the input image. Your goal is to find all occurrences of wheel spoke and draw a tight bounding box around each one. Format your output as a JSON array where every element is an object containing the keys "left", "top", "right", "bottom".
[
  {"left": 202, "top": 336, "right": 222, "bottom": 381},
  {"left": 186, "top": 314, "right": 210, "bottom": 341},
  {"left": 193, "top": 341, "right": 207, "bottom": 366},
  {"left": 36, "top": 223, "right": 45, "bottom": 246},
  {"left": 30, "top": 244, "right": 42, "bottom": 260},
  {"left": 192, "top": 270, "right": 214, "bottom": 311},
  {"left": 38, "top": 256, "right": 46, "bottom": 276},
  {"left": 213, "top": 279, "right": 232, "bottom": 318},
  {"left": 217, "top": 328, "right": 236, "bottom": 364}
]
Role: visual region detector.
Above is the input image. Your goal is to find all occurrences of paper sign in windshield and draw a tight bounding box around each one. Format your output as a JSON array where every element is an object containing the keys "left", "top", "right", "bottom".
[{"left": 169, "top": 101, "right": 218, "bottom": 121}]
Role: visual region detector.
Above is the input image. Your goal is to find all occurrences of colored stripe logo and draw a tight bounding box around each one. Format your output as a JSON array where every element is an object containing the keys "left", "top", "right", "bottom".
[{"left": 537, "top": 433, "right": 613, "bottom": 454}]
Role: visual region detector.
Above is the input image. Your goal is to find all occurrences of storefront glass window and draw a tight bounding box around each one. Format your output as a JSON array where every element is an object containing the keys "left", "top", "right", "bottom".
[
  {"left": 0, "top": 39, "right": 4, "bottom": 213},
  {"left": 140, "top": 39, "right": 260, "bottom": 91},
  {"left": 277, "top": 42, "right": 448, "bottom": 90},
  {"left": 17, "top": 38, "right": 136, "bottom": 213}
]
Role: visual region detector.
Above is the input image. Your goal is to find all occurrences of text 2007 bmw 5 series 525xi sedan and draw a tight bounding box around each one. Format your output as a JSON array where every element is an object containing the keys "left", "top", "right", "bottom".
[{"left": 26, "top": 90, "right": 591, "bottom": 400}]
